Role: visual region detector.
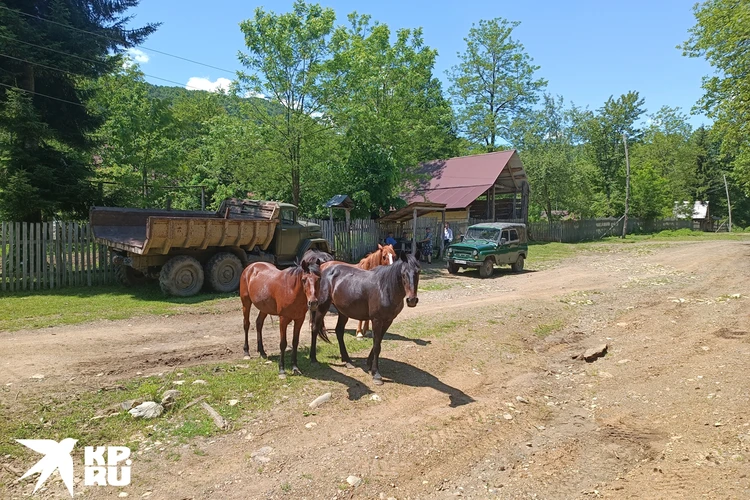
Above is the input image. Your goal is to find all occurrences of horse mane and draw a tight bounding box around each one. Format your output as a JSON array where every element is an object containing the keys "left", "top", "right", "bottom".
[
  {"left": 287, "top": 261, "right": 321, "bottom": 278},
  {"left": 358, "top": 248, "right": 381, "bottom": 270}
]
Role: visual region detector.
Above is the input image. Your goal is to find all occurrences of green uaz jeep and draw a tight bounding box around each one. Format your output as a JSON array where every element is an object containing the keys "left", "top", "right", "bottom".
[{"left": 445, "top": 223, "right": 528, "bottom": 278}]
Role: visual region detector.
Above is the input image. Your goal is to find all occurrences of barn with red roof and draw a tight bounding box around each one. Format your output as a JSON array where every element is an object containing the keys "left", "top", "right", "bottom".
[{"left": 403, "top": 150, "right": 529, "bottom": 223}]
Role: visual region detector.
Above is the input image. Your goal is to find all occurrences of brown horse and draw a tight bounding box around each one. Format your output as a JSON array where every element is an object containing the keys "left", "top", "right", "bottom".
[
  {"left": 320, "top": 244, "right": 396, "bottom": 338},
  {"left": 240, "top": 260, "right": 322, "bottom": 378},
  {"left": 311, "top": 251, "right": 421, "bottom": 385}
]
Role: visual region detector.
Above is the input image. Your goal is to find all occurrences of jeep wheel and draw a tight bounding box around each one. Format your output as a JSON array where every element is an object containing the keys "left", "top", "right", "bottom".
[
  {"left": 511, "top": 255, "right": 525, "bottom": 272},
  {"left": 447, "top": 261, "right": 460, "bottom": 275},
  {"left": 479, "top": 257, "right": 494, "bottom": 278},
  {"left": 205, "top": 252, "right": 243, "bottom": 293},
  {"left": 159, "top": 255, "right": 204, "bottom": 297},
  {"left": 115, "top": 264, "right": 148, "bottom": 287}
]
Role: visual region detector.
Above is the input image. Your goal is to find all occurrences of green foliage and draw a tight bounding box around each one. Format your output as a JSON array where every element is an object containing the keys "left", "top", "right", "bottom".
[
  {"left": 237, "top": 0, "right": 336, "bottom": 207},
  {"left": 514, "top": 94, "right": 593, "bottom": 220},
  {"left": 324, "top": 13, "right": 458, "bottom": 217},
  {"left": 578, "top": 91, "right": 646, "bottom": 215},
  {"left": 0, "top": 0, "right": 157, "bottom": 221},
  {"left": 449, "top": 17, "right": 547, "bottom": 151},
  {"left": 629, "top": 162, "right": 671, "bottom": 220}
]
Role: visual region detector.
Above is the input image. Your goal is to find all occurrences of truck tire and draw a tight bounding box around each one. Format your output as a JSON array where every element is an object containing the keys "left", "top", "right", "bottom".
[
  {"left": 115, "top": 264, "right": 147, "bottom": 287},
  {"left": 159, "top": 255, "right": 204, "bottom": 297},
  {"left": 447, "top": 261, "right": 460, "bottom": 274},
  {"left": 511, "top": 255, "right": 525, "bottom": 272},
  {"left": 479, "top": 257, "right": 494, "bottom": 279},
  {"left": 205, "top": 252, "right": 242, "bottom": 293}
]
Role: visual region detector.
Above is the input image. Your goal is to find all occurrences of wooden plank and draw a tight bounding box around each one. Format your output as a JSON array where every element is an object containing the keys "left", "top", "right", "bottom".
[
  {"left": 20, "top": 222, "right": 26, "bottom": 290},
  {"left": 34, "top": 223, "right": 39, "bottom": 289},
  {"left": 67, "top": 222, "right": 73, "bottom": 287},
  {"left": 86, "top": 224, "right": 92, "bottom": 287},
  {"left": 0, "top": 222, "right": 5, "bottom": 292},
  {"left": 74, "top": 222, "right": 80, "bottom": 287}
]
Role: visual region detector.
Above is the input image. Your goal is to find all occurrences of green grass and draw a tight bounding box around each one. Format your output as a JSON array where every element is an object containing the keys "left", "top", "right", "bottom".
[
  {"left": 419, "top": 282, "right": 455, "bottom": 292},
  {"left": 0, "top": 285, "right": 236, "bottom": 331},
  {"left": 533, "top": 319, "right": 565, "bottom": 338}
]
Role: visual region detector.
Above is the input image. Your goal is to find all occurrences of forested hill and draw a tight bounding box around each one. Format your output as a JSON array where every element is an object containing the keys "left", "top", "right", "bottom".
[{"left": 145, "top": 83, "right": 281, "bottom": 117}]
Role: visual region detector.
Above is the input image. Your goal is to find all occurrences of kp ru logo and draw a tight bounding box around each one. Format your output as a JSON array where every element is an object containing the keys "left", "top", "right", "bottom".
[{"left": 16, "top": 439, "right": 132, "bottom": 497}]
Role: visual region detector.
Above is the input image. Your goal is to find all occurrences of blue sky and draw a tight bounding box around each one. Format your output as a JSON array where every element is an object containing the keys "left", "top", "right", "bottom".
[{"left": 126, "top": 0, "right": 712, "bottom": 127}]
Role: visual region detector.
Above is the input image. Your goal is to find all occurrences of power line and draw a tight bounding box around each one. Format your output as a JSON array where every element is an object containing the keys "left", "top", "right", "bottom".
[
  {"left": 0, "top": 46, "right": 221, "bottom": 91},
  {"left": 0, "top": 81, "right": 86, "bottom": 107},
  {"left": 0, "top": 5, "right": 236, "bottom": 75}
]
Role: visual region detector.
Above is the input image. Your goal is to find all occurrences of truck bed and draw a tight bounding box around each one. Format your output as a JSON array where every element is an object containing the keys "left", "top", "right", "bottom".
[{"left": 90, "top": 200, "right": 279, "bottom": 255}]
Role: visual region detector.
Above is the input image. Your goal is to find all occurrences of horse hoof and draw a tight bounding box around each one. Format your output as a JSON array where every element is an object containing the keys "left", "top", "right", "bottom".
[
  {"left": 260, "top": 352, "right": 268, "bottom": 359},
  {"left": 292, "top": 367, "right": 302, "bottom": 376},
  {"left": 243, "top": 355, "right": 251, "bottom": 360},
  {"left": 355, "top": 333, "right": 365, "bottom": 339},
  {"left": 278, "top": 373, "right": 287, "bottom": 380},
  {"left": 345, "top": 362, "right": 356, "bottom": 369},
  {"left": 372, "top": 378, "right": 384, "bottom": 386}
]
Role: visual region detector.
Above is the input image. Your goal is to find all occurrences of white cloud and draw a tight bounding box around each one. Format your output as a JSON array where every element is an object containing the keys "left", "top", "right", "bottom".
[
  {"left": 186, "top": 77, "right": 232, "bottom": 93},
  {"left": 244, "top": 90, "right": 266, "bottom": 99},
  {"left": 127, "top": 48, "right": 149, "bottom": 63}
]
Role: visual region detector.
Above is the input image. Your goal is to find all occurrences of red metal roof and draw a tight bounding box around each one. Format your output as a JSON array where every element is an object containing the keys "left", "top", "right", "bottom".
[{"left": 405, "top": 150, "right": 523, "bottom": 209}]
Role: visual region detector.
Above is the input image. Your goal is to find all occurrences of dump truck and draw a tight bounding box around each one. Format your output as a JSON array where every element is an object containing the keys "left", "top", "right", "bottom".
[{"left": 90, "top": 198, "right": 330, "bottom": 296}]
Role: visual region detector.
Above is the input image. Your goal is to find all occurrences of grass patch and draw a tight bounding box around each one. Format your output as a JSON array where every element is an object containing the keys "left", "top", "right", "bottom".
[
  {"left": 0, "top": 356, "right": 308, "bottom": 459},
  {"left": 0, "top": 285, "right": 236, "bottom": 331},
  {"left": 533, "top": 319, "right": 565, "bottom": 338},
  {"left": 419, "top": 282, "right": 455, "bottom": 292}
]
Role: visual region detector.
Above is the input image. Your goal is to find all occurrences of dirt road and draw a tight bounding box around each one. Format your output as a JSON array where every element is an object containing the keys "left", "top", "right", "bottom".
[{"left": 2, "top": 239, "right": 750, "bottom": 499}]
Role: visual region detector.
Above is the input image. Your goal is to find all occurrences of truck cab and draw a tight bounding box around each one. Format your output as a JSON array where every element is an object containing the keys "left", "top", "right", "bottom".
[{"left": 271, "top": 203, "right": 329, "bottom": 266}]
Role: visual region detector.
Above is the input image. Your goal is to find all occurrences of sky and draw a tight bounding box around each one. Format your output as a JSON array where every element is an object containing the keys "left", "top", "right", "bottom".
[{"left": 125, "top": 0, "right": 713, "bottom": 127}]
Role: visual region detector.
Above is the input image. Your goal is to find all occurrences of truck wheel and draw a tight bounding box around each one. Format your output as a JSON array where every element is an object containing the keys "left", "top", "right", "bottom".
[
  {"left": 511, "top": 255, "right": 525, "bottom": 272},
  {"left": 447, "top": 261, "right": 460, "bottom": 275},
  {"left": 159, "top": 256, "right": 204, "bottom": 297},
  {"left": 479, "top": 258, "right": 494, "bottom": 279},
  {"left": 205, "top": 252, "right": 242, "bottom": 293},
  {"left": 115, "top": 264, "right": 147, "bottom": 287}
]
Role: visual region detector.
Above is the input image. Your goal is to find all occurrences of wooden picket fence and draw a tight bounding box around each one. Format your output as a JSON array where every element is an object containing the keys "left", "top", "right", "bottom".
[
  {"left": 527, "top": 218, "right": 693, "bottom": 243},
  {"left": 0, "top": 221, "right": 115, "bottom": 292}
]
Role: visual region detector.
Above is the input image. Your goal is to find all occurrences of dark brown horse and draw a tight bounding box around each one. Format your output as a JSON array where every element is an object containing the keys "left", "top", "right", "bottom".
[
  {"left": 240, "top": 260, "right": 322, "bottom": 378},
  {"left": 320, "top": 244, "right": 397, "bottom": 338},
  {"left": 311, "top": 251, "right": 421, "bottom": 385}
]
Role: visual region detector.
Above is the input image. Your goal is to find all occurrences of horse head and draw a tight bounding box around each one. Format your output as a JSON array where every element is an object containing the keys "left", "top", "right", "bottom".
[
  {"left": 378, "top": 243, "right": 396, "bottom": 266},
  {"left": 398, "top": 250, "right": 421, "bottom": 307},
  {"left": 299, "top": 260, "right": 322, "bottom": 311}
]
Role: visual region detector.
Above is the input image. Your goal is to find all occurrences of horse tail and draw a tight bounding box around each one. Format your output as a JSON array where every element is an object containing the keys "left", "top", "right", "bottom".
[{"left": 311, "top": 309, "right": 331, "bottom": 344}]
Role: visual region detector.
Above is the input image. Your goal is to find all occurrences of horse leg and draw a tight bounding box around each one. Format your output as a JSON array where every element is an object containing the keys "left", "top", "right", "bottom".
[
  {"left": 278, "top": 316, "right": 291, "bottom": 379},
  {"left": 368, "top": 319, "right": 392, "bottom": 385},
  {"left": 336, "top": 313, "right": 355, "bottom": 369},
  {"left": 242, "top": 297, "right": 252, "bottom": 359},
  {"left": 255, "top": 311, "right": 268, "bottom": 359},
  {"left": 356, "top": 320, "right": 371, "bottom": 339},
  {"left": 291, "top": 317, "right": 303, "bottom": 376}
]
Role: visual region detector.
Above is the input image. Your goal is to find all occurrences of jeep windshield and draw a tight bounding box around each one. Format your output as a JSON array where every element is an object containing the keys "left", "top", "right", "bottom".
[{"left": 464, "top": 228, "right": 500, "bottom": 243}]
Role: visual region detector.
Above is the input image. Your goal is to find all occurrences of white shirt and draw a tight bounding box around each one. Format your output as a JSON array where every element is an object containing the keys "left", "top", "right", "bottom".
[{"left": 444, "top": 227, "right": 453, "bottom": 241}]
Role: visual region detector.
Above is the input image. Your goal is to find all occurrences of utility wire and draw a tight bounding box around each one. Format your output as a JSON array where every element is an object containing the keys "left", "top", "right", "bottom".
[
  {"left": 0, "top": 81, "right": 86, "bottom": 107},
  {"left": 0, "top": 47, "right": 221, "bottom": 91},
  {"left": 0, "top": 5, "right": 236, "bottom": 75}
]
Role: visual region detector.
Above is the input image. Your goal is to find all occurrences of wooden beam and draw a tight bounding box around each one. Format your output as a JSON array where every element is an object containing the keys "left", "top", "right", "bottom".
[
  {"left": 411, "top": 207, "right": 418, "bottom": 255},
  {"left": 491, "top": 185, "right": 496, "bottom": 221}
]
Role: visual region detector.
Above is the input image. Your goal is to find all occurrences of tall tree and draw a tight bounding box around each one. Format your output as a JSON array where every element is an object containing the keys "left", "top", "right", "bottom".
[
  {"left": 324, "top": 13, "right": 457, "bottom": 217},
  {"left": 237, "top": 0, "right": 335, "bottom": 207},
  {"left": 513, "top": 94, "right": 586, "bottom": 224},
  {"left": 0, "top": 0, "right": 157, "bottom": 220},
  {"left": 682, "top": 0, "right": 750, "bottom": 196},
  {"left": 448, "top": 18, "right": 546, "bottom": 152},
  {"left": 580, "top": 91, "right": 646, "bottom": 215},
  {"left": 89, "top": 67, "right": 179, "bottom": 208}
]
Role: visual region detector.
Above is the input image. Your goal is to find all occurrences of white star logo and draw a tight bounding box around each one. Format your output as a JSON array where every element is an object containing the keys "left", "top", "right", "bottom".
[{"left": 16, "top": 438, "right": 77, "bottom": 497}]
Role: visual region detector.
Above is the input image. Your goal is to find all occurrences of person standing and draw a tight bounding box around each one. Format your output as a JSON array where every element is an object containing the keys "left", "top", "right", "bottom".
[
  {"left": 443, "top": 222, "right": 453, "bottom": 254},
  {"left": 421, "top": 227, "right": 433, "bottom": 264}
]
